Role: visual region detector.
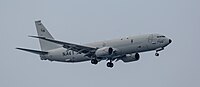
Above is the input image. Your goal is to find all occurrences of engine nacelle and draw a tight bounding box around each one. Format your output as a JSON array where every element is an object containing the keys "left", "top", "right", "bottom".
[
  {"left": 121, "top": 53, "right": 140, "bottom": 63},
  {"left": 95, "top": 47, "right": 113, "bottom": 57}
]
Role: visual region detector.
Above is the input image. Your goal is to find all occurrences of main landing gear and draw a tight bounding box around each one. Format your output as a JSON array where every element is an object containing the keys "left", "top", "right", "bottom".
[
  {"left": 91, "top": 58, "right": 114, "bottom": 68},
  {"left": 91, "top": 59, "right": 98, "bottom": 64},
  {"left": 107, "top": 61, "right": 114, "bottom": 68}
]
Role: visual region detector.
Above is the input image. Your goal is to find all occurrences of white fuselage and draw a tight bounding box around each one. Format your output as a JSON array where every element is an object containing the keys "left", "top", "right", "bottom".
[{"left": 41, "top": 33, "right": 171, "bottom": 63}]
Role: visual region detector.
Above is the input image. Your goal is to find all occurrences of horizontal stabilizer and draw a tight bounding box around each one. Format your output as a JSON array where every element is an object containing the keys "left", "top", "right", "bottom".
[
  {"left": 16, "top": 47, "right": 48, "bottom": 55},
  {"left": 29, "top": 35, "right": 46, "bottom": 39}
]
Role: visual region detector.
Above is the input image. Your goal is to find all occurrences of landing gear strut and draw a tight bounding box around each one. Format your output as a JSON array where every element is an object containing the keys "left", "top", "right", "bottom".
[
  {"left": 91, "top": 59, "right": 98, "bottom": 64},
  {"left": 155, "top": 47, "right": 164, "bottom": 56}
]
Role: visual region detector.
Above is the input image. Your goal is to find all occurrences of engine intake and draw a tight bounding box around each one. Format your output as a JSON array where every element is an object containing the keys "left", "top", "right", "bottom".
[{"left": 121, "top": 53, "right": 140, "bottom": 62}]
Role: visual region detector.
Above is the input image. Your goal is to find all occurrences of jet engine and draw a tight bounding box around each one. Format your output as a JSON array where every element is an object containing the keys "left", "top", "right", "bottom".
[
  {"left": 121, "top": 53, "right": 140, "bottom": 62},
  {"left": 95, "top": 47, "right": 114, "bottom": 57}
]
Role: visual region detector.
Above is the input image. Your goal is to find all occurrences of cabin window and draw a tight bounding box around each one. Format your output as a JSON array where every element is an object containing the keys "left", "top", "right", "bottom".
[
  {"left": 158, "top": 40, "right": 164, "bottom": 43},
  {"left": 157, "top": 36, "right": 165, "bottom": 38},
  {"left": 131, "top": 39, "right": 133, "bottom": 43}
]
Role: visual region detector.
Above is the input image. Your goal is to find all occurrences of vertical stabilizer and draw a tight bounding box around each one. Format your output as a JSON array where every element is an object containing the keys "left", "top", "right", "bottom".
[{"left": 35, "top": 20, "right": 60, "bottom": 51}]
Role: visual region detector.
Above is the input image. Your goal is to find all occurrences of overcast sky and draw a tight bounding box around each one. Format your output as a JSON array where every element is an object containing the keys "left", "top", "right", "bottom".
[{"left": 0, "top": 0, "right": 200, "bottom": 87}]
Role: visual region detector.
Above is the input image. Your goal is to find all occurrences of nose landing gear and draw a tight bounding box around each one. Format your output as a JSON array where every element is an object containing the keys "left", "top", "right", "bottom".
[
  {"left": 155, "top": 52, "right": 159, "bottom": 56},
  {"left": 155, "top": 47, "right": 164, "bottom": 56}
]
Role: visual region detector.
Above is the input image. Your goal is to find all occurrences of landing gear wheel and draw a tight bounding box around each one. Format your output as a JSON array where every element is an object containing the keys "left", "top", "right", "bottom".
[
  {"left": 91, "top": 59, "right": 98, "bottom": 64},
  {"left": 107, "top": 62, "right": 114, "bottom": 68},
  {"left": 155, "top": 53, "right": 159, "bottom": 56}
]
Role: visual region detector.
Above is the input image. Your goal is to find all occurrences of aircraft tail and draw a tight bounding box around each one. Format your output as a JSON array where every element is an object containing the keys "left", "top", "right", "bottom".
[{"left": 35, "top": 20, "right": 61, "bottom": 51}]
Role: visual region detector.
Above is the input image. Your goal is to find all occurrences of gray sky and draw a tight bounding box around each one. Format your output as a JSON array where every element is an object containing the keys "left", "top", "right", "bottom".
[{"left": 0, "top": 0, "right": 200, "bottom": 87}]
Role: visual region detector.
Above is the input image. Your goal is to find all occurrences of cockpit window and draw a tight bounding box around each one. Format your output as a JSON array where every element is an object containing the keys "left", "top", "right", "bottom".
[{"left": 157, "top": 36, "right": 165, "bottom": 38}]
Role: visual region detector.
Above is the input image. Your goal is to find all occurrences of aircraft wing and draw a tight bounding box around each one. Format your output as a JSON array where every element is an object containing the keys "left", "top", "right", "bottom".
[{"left": 29, "top": 36, "right": 97, "bottom": 57}]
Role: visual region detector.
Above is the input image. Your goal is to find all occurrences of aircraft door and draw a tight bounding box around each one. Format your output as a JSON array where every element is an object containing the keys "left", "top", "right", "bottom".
[
  {"left": 148, "top": 34, "right": 156, "bottom": 44},
  {"left": 148, "top": 34, "right": 157, "bottom": 49}
]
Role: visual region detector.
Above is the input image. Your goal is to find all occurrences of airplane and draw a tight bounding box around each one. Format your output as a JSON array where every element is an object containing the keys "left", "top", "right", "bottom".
[{"left": 16, "top": 20, "right": 172, "bottom": 68}]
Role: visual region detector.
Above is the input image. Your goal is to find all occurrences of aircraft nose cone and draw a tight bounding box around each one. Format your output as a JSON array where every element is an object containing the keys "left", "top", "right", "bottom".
[{"left": 169, "top": 39, "right": 172, "bottom": 44}]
